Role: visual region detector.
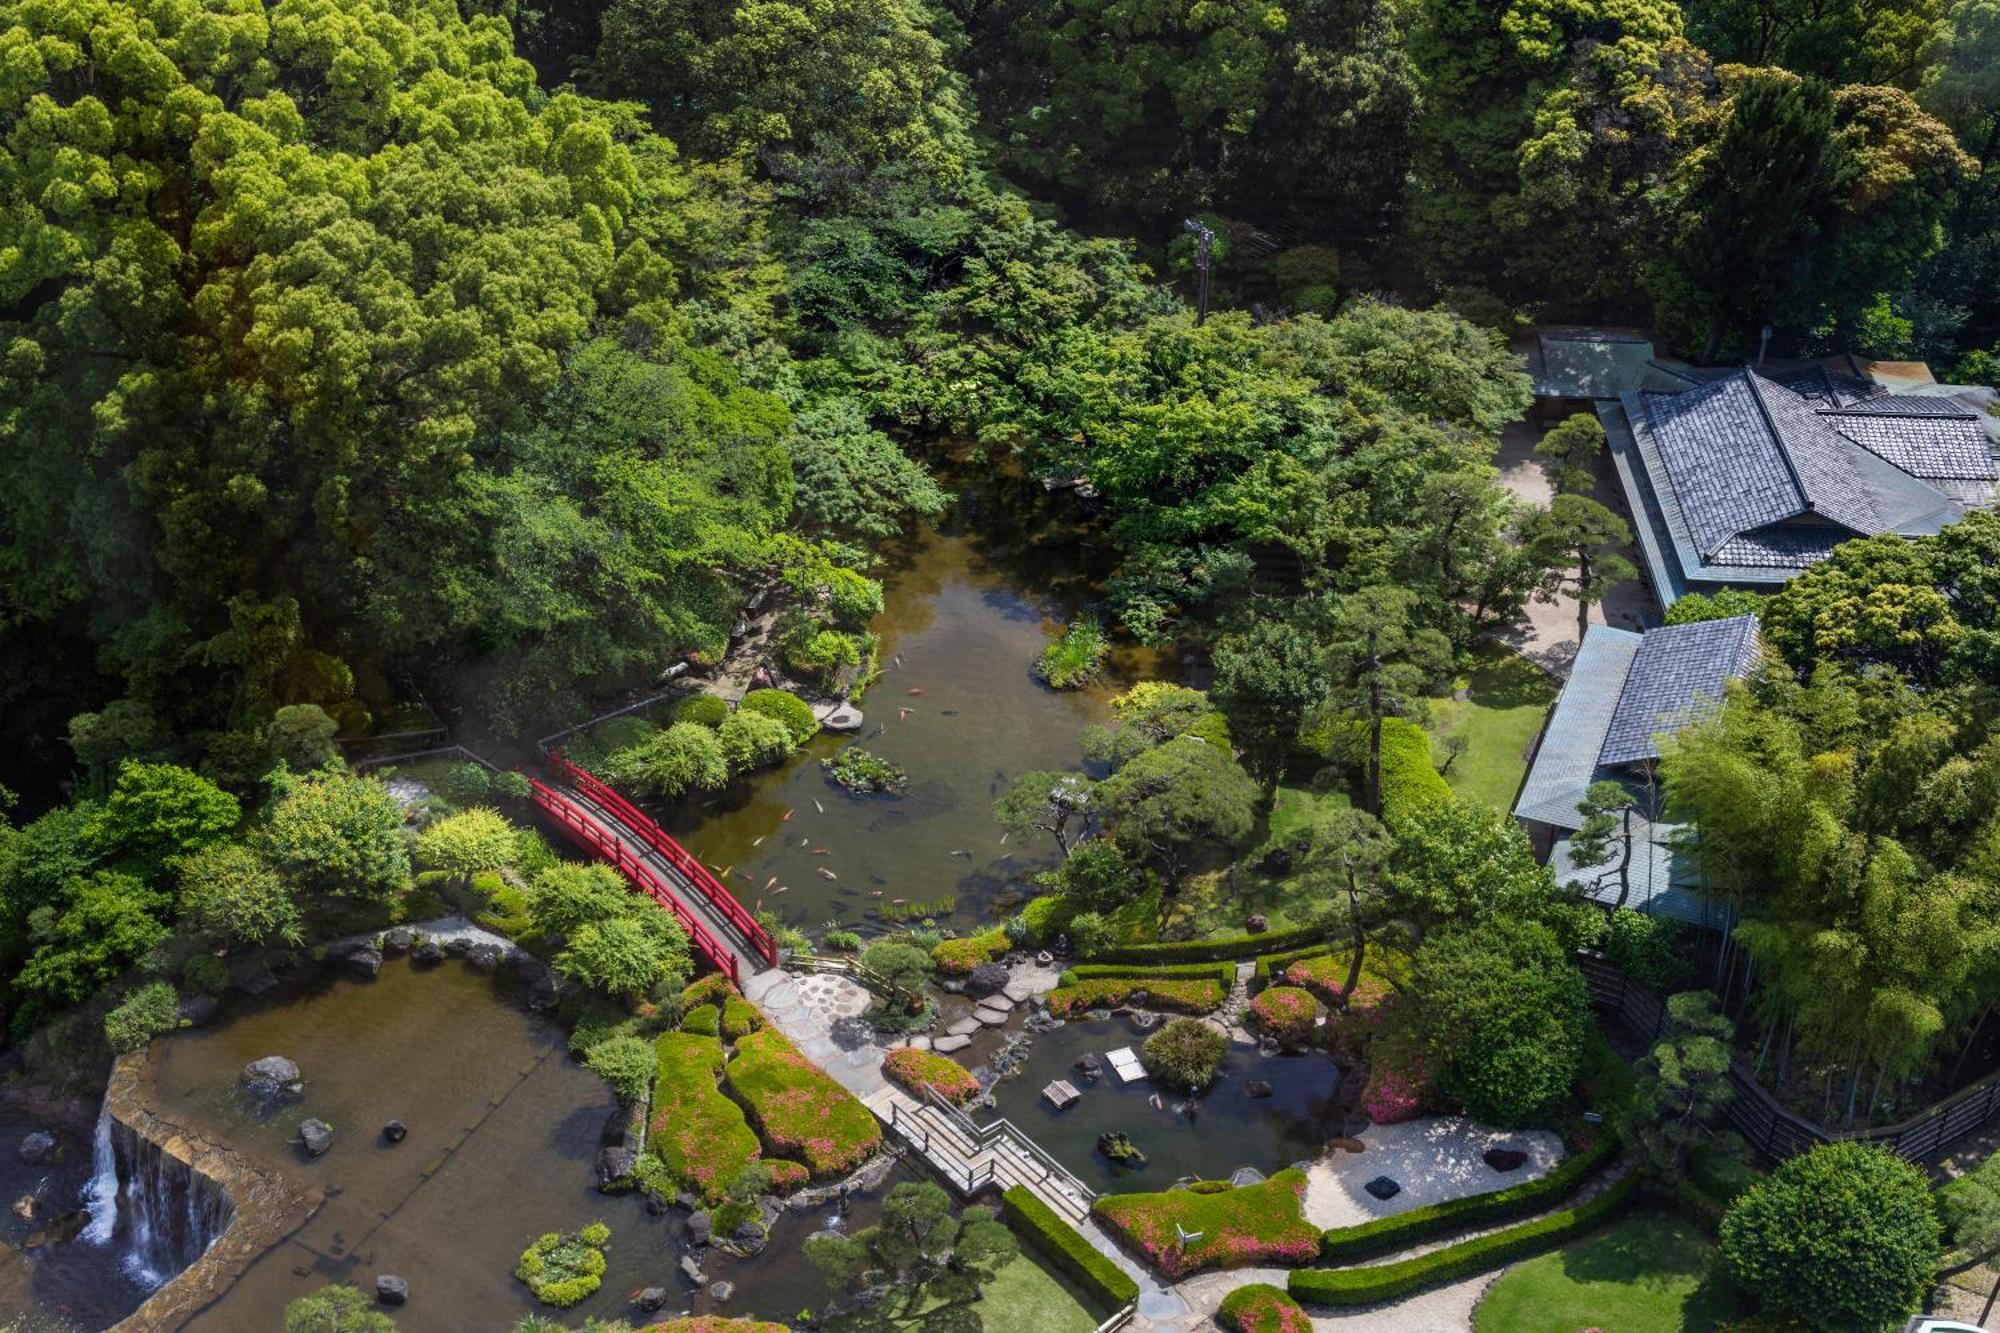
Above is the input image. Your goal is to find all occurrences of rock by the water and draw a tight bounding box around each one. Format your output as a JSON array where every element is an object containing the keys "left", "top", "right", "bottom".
[
  {"left": 177, "top": 993, "right": 219, "bottom": 1026},
  {"left": 679, "top": 1255, "right": 706, "bottom": 1287},
  {"left": 634, "top": 1287, "right": 669, "bottom": 1312},
  {"left": 821, "top": 704, "right": 864, "bottom": 733},
  {"left": 1073, "top": 1053, "right": 1104, "bottom": 1081},
  {"left": 442, "top": 936, "right": 472, "bottom": 957},
  {"left": 1363, "top": 1175, "right": 1401, "bottom": 1201},
  {"left": 466, "top": 942, "right": 503, "bottom": 971},
  {"left": 1483, "top": 1146, "right": 1528, "bottom": 1173},
  {"left": 18, "top": 1132, "right": 56, "bottom": 1166},
  {"left": 1096, "top": 1132, "right": 1147, "bottom": 1166},
  {"left": 1244, "top": 1079, "right": 1273, "bottom": 1099},
  {"left": 375, "top": 1275, "right": 407, "bottom": 1305},
  {"left": 526, "top": 975, "right": 559, "bottom": 1011},
  {"left": 382, "top": 1120, "right": 407, "bottom": 1144},
  {"left": 710, "top": 1280, "right": 736, "bottom": 1303},
  {"left": 411, "top": 937, "right": 445, "bottom": 965},
  {"left": 242, "top": 1056, "right": 302, "bottom": 1100},
  {"left": 231, "top": 960, "right": 280, "bottom": 996},
  {"left": 933, "top": 1035, "right": 972, "bottom": 1054},
  {"left": 1229, "top": 1166, "right": 1267, "bottom": 1187},
  {"left": 300, "top": 1119, "right": 334, "bottom": 1157},
  {"left": 686, "top": 1211, "right": 713, "bottom": 1245},
  {"left": 334, "top": 942, "right": 382, "bottom": 979},
  {"left": 594, "top": 1147, "right": 637, "bottom": 1189},
  {"left": 11, "top": 1194, "right": 37, "bottom": 1222},
  {"left": 974, "top": 1005, "right": 1010, "bottom": 1027},
  {"left": 382, "top": 927, "right": 416, "bottom": 955},
  {"left": 965, "top": 964, "right": 1009, "bottom": 999}
]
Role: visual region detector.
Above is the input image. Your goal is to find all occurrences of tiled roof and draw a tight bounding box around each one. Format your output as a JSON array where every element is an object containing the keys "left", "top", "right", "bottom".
[
  {"left": 1551, "top": 820, "right": 1730, "bottom": 928},
  {"left": 1639, "top": 371, "right": 1883, "bottom": 560},
  {"left": 1707, "top": 525, "right": 1850, "bottom": 568},
  {"left": 1598, "top": 615, "right": 1762, "bottom": 765},
  {"left": 1513, "top": 627, "right": 1642, "bottom": 829},
  {"left": 1821, "top": 412, "right": 1998, "bottom": 482},
  {"left": 1529, "top": 333, "right": 1658, "bottom": 400},
  {"left": 1825, "top": 395, "right": 1976, "bottom": 419},
  {"left": 1768, "top": 363, "right": 1882, "bottom": 408}
]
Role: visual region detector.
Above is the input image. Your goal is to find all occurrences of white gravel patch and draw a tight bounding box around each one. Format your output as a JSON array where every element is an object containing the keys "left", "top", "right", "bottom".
[{"left": 1306, "top": 1116, "right": 1565, "bottom": 1231}]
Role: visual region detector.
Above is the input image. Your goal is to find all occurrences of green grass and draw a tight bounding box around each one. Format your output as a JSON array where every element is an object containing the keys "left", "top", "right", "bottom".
[
  {"left": 1472, "top": 1210, "right": 1748, "bottom": 1333},
  {"left": 1094, "top": 1170, "right": 1323, "bottom": 1279},
  {"left": 723, "top": 1026, "right": 882, "bottom": 1178},
  {"left": 1424, "top": 646, "right": 1558, "bottom": 813},
  {"left": 827, "top": 1252, "right": 1100, "bottom": 1333},
  {"left": 1037, "top": 617, "right": 1111, "bottom": 689}
]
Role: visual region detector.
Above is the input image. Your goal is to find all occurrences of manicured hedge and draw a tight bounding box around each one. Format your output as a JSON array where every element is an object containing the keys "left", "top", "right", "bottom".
[
  {"left": 1218, "top": 1282, "right": 1313, "bottom": 1333},
  {"left": 1060, "top": 961, "right": 1236, "bottom": 987},
  {"left": 1045, "top": 976, "right": 1226, "bottom": 1018},
  {"left": 1249, "top": 986, "right": 1318, "bottom": 1046},
  {"left": 1000, "top": 1185, "right": 1139, "bottom": 1308},
  {"left": 720, "top": 994, "right": 763, "bottom": 1039},
  {"left": 724, "top": 1027, "right": 882, "bottom": 1178},
  {"left": 680, "top": 1005, "right": 721, "bottom": 1036},
  {"left": 932, "top": 928, "right": 1010, "bottom": 976},
  {"left": 643, "top": 1318, "right": 792, "bottom": 1333},
  {"left": 1376, "top": 715, "right": 1451, "bottom": 829},
  {"left": 1090, "top": 921, "right": 1329, "bottom": 965},
  {"left": 1253, "top": 943, "right": 1332, "bottom": 983},
  {"left": 648, "top": 1032, "right": 763, "bottom": 1203},
  {"left": 1318, "top": 1136, "right": 1620, "bottom": 1260},
  {"left": 882, "top": 1047, "right": 981, "bottom": 1105},
  {"left": 1289, "top": 1172, "right": 1638, "bottom": 1306},
  {"left": 1094, "top": 1170, "right": 1323, "bottom": 1279}
]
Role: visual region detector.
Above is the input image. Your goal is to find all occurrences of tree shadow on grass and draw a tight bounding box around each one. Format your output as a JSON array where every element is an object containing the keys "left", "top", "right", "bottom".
[{"left": 1550, "top": 1211, "right": 1749, "bottom": 1332}]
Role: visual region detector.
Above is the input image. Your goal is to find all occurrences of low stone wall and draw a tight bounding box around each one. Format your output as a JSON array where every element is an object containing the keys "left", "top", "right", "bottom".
[{"left": 106, "top": 1048, "right": 324, "bottom": 1333}]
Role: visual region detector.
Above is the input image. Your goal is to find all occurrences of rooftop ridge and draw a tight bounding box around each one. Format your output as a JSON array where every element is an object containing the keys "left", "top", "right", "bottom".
[{"left": 1740, "top": 370, "right": 1816, "bottom": 525}]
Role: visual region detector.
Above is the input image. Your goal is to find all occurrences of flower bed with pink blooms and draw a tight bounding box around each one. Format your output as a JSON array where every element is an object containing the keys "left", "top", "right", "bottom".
[
  {"left": 882, "top": 1047, "right": 981, "bottom": 1105},
  {"left": 1045, "top": 976, "right": 1226, "bottom": 1018},
  {"left": 1286, "top": 953, "right": 1379, "bottom": 1008},
  {"left": 647, "top": 1032, "right": 769, "bottom": 1203},
  {"left": 1218, "top": 1282, "right": 1314, "bottom": 1333},
  {"left": 723, "top": 1027, "right": 882, "bottom": 1178},
  {"left": 641, "top": 1318, "right": 791, "bottom": 1333},
  {"left": 1092, "top": 1170, "right": 1322, "bottom": 1279},
  {"left": 1248, "top": 986, "right": 1319, "bottom": 1047}
]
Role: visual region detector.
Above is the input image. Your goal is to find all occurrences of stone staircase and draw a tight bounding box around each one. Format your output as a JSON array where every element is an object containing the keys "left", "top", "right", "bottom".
[{"left": 862, "top": 1084, "right": 1094, "bottom": 1225}]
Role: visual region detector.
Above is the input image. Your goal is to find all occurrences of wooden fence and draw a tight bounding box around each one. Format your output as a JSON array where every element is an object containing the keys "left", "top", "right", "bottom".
[{"left": 1581, "top": 953, "right": 2000, "bottom": 1164}]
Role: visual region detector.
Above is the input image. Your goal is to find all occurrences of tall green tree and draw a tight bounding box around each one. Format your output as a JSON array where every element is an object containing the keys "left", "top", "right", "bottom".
[
  {"left": 1321, "top": 586, "right": 1451, "bottom": 817},
  {"left": 1523, "top": 495, "right": 1637, "bottom": 646},
  {"left": 1098, "top": 736, "right": 1260, "bottom": 898}
]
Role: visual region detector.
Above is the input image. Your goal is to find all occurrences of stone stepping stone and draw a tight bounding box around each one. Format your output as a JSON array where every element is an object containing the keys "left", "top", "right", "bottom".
[
  {"left": 1364, "top": 1175, "right": 1401, "bottom": 1201},
  {"left": 760, "top": 980, "right": 800, "bottom": 1008},
  {"left": 945, "top": 1017, "right": 982, "bottom": 1038},
  {"left": 934, "top": 1035, "right": 972, "bottom": 1053},
  {"left": 905, "top": 1035, "right": 932, "bottom": 1051},
  {"left": 974, "top": 1006, "right": 1011, "bottom": 1026},
  {"left": 981, "top": 992, "right": 1016, "bottom": 1011},
  {"left": 1002, "top": 982, "right": 1037, "bottom": 1004}
]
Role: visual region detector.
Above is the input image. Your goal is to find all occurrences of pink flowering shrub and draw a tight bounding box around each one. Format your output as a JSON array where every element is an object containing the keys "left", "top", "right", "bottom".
[
  {"left": 1358, "top": 1003, "right": 1436, "bottom": 1125},
  {"left": 1092, "top": 1170, "right": 1322, "bottom": 1280},
  {"left": 1045, "top": 977, "right": 1226, "bottom": 1018},
  {"left": 882, "top": 1047, "right": 981, "bottom": 1105},
  {"left": 1248, "top": 986, "right": 1319, "bottom": 1047},
  {"left": 641, "top": 1318, "right": 790, "bottom": 1333},
  {"left": 647, "top": 1032, "right": 763, "bottom": 1203},
  {"left": 724, "top": 1028, "right": 882, "bottom": 1178},
  {"left": 931, "top": 929, "right": 1009, "bottom": 976},
  {"left": 1218, "top": 1282, "right": 1314, "bottom": 1333}
]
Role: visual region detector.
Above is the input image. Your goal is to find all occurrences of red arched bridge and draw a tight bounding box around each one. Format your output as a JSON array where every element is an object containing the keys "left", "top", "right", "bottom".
[{"left": 530, "top": 754, "right": 778, "bottom": 984}]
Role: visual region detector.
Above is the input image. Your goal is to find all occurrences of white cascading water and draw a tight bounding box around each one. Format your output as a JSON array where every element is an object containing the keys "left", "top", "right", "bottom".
[{"left": 81, "top": 1097, "right": 118, "bottom": 1246}]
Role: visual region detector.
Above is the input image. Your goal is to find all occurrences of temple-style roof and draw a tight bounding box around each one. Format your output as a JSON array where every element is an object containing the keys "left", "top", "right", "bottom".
[{"left": 1600, "top": 616, "right": 1763, "bottom": 765}]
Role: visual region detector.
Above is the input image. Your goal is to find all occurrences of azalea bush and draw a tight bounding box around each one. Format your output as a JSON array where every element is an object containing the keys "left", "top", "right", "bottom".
[
  {"left": 1093, "top": 1170, "right": 1321, "bottom": 1279},
  {"left": 1218, "top": 1282, "right": 1314, "bottom": 1333},
  {"left": 932, "top": 928, "right": 1009, "bottom": 976},
  {"left": 514, "top": 1221, "right": 610, "bottom": 1307},
  {"left": 1141, "top": 1017, "right": 1228, "bottom": 1092},
  {"left": 1249, "top": 986, "right": 1318, "bottom": 1047},
  {"left": 647, "top": 1032, "right": 765, "bottom": 1203},
  {"left": 724, "top": 1028, "right": 882, "bottom": 1177},
  {"left": 883, "top": 1047, "right": 982, "bottom": 1104},
  {"left": 1045, "top": 976, "right": 1226, "bottom": 1018},
  {"left": 643, "top": 1319, "right": 791, "bottom": 1333}
]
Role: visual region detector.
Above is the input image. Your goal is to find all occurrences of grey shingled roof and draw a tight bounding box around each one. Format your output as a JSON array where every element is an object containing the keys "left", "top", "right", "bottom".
[
  {"left": 1769, "top": 363, "right": 1882, "bottom": 408},
  {"left": 1513, "top": 627, "right": 1642, "bottom": 829},
  {"left": 1599, "top": 615, "right": 1762, "bottom": 765},
  {"left": 1640, "top": 371, "right": 1884, "bottom": 560},
  {"left": 1707, "top": 525, "right": 1851, "bottom": 569},
  {"left": 1821, "top": 412, "right": 1998, "bottom": 482},
  {"left": 1551, "top": 819, "right": 1730, "bottom": 928}
]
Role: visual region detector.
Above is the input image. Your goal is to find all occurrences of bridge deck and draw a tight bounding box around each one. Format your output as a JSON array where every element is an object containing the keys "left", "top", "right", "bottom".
[{"left": 530, "top": 758, "right": 776, "bottom": 986}]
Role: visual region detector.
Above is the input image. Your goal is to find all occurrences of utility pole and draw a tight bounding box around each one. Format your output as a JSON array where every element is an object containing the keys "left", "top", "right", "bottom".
[{"left": 1182, "top": 217, "right": 1215, "bottom": 325}]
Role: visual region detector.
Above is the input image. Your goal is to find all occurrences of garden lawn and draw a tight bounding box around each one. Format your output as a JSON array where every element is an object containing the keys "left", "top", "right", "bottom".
[
  {"left": 724, "top": 1027, "right": 881, "bottom": 1178},
  {"left": 1169, "top": 786, "right": 1352, "bottom": 936},
  {"left": 825, "top": 1252, "right": 1099, "bottom": 1333},
  {"left": 1424, "top": 645, "right": 1556, "bottom": 813},
  {"left": 648, "top": 1032, "right": 765, "bottom": 1203},
  {"left": 1472, "top": 1211, "right": 1747, "bottom": 1333},
  {"left": 1093, "top": 1170, "right": 1322, "bottom": 1279}
]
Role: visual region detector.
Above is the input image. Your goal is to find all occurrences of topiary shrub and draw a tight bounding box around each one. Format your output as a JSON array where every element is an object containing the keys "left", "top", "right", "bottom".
[
  {"left": 675, "top": 694, "right": 731, "bottom": 728},
  {"left": 719, "top": 710, "right": 795, "bottom": 773},
  {"left": 1066, "top": 910, "right": 1115, "bottom": 959},
  {"left": 824, "top": 929, "right": 862, "bottom": 953},
  {"left": 882, "top": 1047, "right": 981, "bottom": 1105},
  {"left": 931, "top": 928, "right": 1008, "bottom": 977},
  {"left": 1046, "top": 977, "right": 1226, "bottom": 1018},
  {"left": 584, "top": 1034, "right": 656, "bottom": 1101},
  {"left": 1141, "top": 1017, "right": 1227, "bottom": 1092},
  {"left": 648, "top": 1032, "right": 761, "bottom": 1203},
  {"left": 720, "top": 994, "right": 763, "bottom": 1039},
  {"left": 724, "top": 1028, "right": 882, "bottom": 1178},
  {"left": 104, "top": 982, "right": 181, "bottom": 1053},
  {"left": 440, "top": 760, "right": 492, "bottom": 805},
  {"left": 513, "top": 1222, "right": 610, "bottom": 1307},
  {"left": 1218, "top": 1281, "right": 1313, "bottom": 1333},
  {"left": 740, "top": 689, "right": 819, "bottom": 744},
  {"left": 681, "top": 1005, "right": 721, "bottom": 1036},
  {"left": 1249, "top": 987, "right": 1318, "bottom": 1048}
]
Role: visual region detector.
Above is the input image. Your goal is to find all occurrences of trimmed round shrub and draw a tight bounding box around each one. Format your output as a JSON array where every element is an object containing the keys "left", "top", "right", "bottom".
[
  {"left": 680, "top": 1005, "right": 721, "bottom": 1037},
  {"left": 719, "top": 710, "right": 793, "bottom": 773},
  {"left": 1219, "top": 1281, "right": 1313, "bottom": 1333},
  {"left": 1018, "top": 894, "right": 1075, "bottom": 944},
  {"left": 440, "top": 760, "right": 491, "bottom": 804},
  {"left": 883, "top": 1047, "right": 981, "bottom": 1104},
  {"left": 1720, "top": 1141, "right": 1939, "bottom": 1332},
  {"left": 514, "top": 1224, "right": 610, "bottom": 1307},
  {"left": 104, "top": 982, "right": 181, "bottom": 1053},
  {"left": 674, "top": 694, "right": 731, "bottom": 728},
  {"left": 1066, "top": 910, "right": 1114, "bottom": 959},
  {"left": 740, "top": 689, "right": 819, "bottom": 744},
  {"left": 1141, "top": 1017, "right": 1227, "bottom": 1092},
  {"left": 583, "top": 1034, "right": 655, "bottom": 1101},
  {"left": 824, "top": 929, "right": 863, "bottom": 953},
  {"left": 1249, "top": 986, "right": 1318, "bottom": 1048},
  {"left": 932, "top": 929, "right": 1008, "bottom": 977}
]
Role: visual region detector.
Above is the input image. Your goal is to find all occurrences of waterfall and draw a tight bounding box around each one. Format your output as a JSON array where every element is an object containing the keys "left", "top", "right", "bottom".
[{"left": 79, "top": 1095, "right": 236, "bottom": 1288}]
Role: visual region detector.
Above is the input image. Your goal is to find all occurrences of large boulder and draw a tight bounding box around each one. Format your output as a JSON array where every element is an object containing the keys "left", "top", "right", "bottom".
[
  {"left": 593, "top": 1147, "right": 637, "bottom": 1190},
  {"left": 375, "top": 1275, "right": 407, "bottom": 1305},
  {"left": 710, "top": 1280, "right": 736, "bottom": 1303},
  {"left": 299, "top": 1119, "right": 335, "bottom": 1157},
  {"left": 633, "top": 1287, "right": 669, "bottom": 1313},
  {"left": 965, "top": 964, "right": 1010, "bottom": 1000},
  {"left": 679, "top": 1254, "right": 706, "bottom": 1287},
  {"left": 241, "top": 1056, "right": 302, "bottom": 1101},
  {"left": 230, "top": 960, "right": 280, "bottom": 996},
  {"left": 686, "top": 1211, "right": 713, "bottom": 1245},
  {"left": 177, "top": 994, "right": 219, "bottom": 1027},
  {"left": 466, "top": 942, "right": 503, "bottom": 972},
  {"left": 410, "top": 937, "right": 445, "bottom": 966},
  {"left": 381, "top": 1121, "right": 407, "bottom": 1144},
  {"left": 17, "top": 1132, "right": 57, "bottom": 1167},
  {"left": 382, "top": 927, "right": 416, "bottom": 956},
  {"left": 333, "top": 941, "right": 382, "bottom": 979}
]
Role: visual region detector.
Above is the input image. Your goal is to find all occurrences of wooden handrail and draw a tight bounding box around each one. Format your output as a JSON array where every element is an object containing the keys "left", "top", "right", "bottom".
[
  {"left": 547, "top": 753, "right": 777, "bottom": 965},
  {"left": 530, "top": 779, "right": 739, "bottom": 984}
]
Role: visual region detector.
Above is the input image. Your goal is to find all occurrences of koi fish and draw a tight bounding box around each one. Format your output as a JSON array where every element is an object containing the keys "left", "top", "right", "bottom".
[
  {"left": 892, "top": 655, "right": 904, "bottom": 668},
  {"left": 752, "top": 835, "right": 767, "bottom": 847},
  {"left": 906, "top": 687, "right": 926, "bottom": 696},
  {"left": 999, "top": 832, "right": 1010, "bottom": 845},
  {"left": 951, "top": 849, "right": 972, "bottom": 859},
  {"left": 764, "top": 877, "right": 779, "bottom": 891},
  {"left": 811, "top": 847, "right": 831, "bottom": 856},
  {"left": 818, "top": 868, "right": 838, "bottom": 881},
  {"left": 813, "top": 798, "right": 825, "bottom": 814},
  {"left": 772, "top": 886, "right": 788, "bottom": 895},
  {"left": 898, "top": 708, "right": 912, "bottom": 721},
  {"left": 781, "top": 809, "right": 794, "bottom": 822}
]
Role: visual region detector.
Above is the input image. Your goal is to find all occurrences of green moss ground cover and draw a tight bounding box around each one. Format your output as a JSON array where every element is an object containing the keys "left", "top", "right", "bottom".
[
  {"left": 1045, "top": 976, "right": 1226, "bottom": 1018},
  {"left": 932, "top": 928, "right": 1009, "bottom": 976},
  {"left": 1424, "top": 647, "right": 1557, "bottom": 814},
  {"left": 882, "top": 1047, "right": 981, "bottom": 1104},
  {"left": 1093, "top": 1170, "right": 1322, "bottom": 1279},
  {"left": 647, "top": 1032, "right": 765, "bottom": 1203},
  {"left": 724, "top": 1027, "right": 882, "bottom": 1177},
  {"left": 1471, "top": 1211, "right": 1746, "bottom": 1333},
  {"left": 1218, "top": 1282, "right": 1313, "bottom": 1333}
]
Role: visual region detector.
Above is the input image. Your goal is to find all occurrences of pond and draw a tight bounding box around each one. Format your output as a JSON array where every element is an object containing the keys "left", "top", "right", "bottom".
[
  {"left": 661, "top": 478, "right": 1166, "bottom": 939},
  {"left": 980, "top": 1017, "right": 1347, "bottom": 1193},
  {"left": 139, "top": 958, "right": 895, "bottom": 1331}
]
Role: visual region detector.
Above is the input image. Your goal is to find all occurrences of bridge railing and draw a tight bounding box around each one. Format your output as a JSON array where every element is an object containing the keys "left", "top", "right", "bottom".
[
  {"left": 548, "top": 753, "right": 778, "bottom": 967},
  {"left": 923, "top": 1082, "right": 1097, "bottom": 1205},
  {"left": 530, "top": 779, "right": 741, "bottom": 984}
]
